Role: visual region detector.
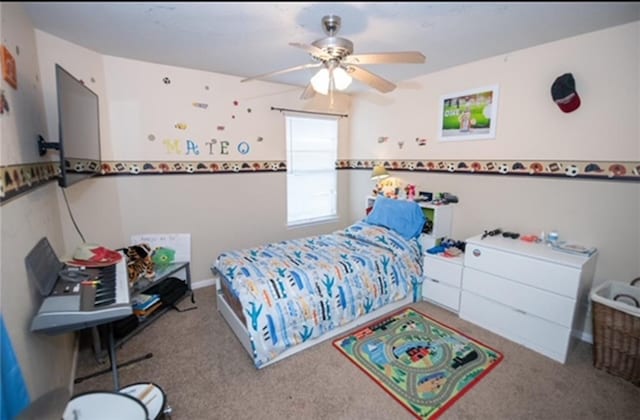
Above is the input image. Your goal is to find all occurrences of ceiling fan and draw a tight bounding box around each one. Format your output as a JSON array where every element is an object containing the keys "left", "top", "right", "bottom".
[{"left": 241, "top": 15, "right": 426, "bottom": 99}]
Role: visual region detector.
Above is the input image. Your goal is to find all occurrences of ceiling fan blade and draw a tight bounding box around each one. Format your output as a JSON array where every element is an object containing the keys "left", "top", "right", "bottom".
[
  {"left": 289, "top": 42, "right": 331, "bottom": 60},
  {"left": 300, "top": 83, "right": 316, "bottom": 100},
  {"left": 241, "top": 63, "right": 321, "bottom": 83},
  {"left": 344, "top": 51, "right": 426, "bottom": 65},
  {"left": 346, "top": 65, "right": 396, "bottom": 93}
]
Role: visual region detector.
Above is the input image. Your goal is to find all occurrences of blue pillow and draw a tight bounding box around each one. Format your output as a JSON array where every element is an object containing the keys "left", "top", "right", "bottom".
[{"left": 365, "top": 196, "right": 425, "bottom": 240}]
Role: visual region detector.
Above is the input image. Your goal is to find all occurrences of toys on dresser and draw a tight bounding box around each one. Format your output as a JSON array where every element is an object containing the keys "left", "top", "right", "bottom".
[{"left": 426, "top": 238, "right": 466, "bottom": 256}]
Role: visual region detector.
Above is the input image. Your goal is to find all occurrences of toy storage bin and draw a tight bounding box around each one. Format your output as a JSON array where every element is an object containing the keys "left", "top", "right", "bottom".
[{"left": 590, "top": 279, "right": 640, "bottom": 386}]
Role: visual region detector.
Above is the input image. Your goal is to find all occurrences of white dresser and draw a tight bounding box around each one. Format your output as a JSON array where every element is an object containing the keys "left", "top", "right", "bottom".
[
  {"left": 423, "top": 253, "right": 464, "bottom": 313},
  {"left": 459, "top": 234, "right": 598, "bottom": 364}
]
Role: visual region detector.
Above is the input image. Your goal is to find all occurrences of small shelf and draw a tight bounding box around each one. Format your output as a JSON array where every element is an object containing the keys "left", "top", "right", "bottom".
[{"left": 91, "top": 261, "right": 194, "bottom": 361}]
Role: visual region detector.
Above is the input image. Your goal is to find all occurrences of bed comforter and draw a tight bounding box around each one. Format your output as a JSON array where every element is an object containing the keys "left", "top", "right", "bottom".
[{"left": 214, "top": 220, "right": 423, "bottom": 367}]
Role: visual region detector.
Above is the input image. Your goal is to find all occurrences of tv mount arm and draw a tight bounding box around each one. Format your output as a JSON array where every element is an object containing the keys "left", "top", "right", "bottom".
[{"left": 37, "top": 135, "right": 59, "bottom": 156}]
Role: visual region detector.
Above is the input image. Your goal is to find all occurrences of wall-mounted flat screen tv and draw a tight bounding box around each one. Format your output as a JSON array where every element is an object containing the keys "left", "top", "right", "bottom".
[{"left": 55, "top": 64, "right": 101, "bottom": 188}]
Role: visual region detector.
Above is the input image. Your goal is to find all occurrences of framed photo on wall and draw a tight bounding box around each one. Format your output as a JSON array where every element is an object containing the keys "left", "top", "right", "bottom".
[{"left": 438, "top": 85, "right": 499, "bottom": 141}]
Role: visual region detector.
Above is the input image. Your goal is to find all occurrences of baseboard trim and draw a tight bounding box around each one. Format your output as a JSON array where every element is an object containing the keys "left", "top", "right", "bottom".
[{"left": 575, "top": 330, "right": 593, "bottom": 344}]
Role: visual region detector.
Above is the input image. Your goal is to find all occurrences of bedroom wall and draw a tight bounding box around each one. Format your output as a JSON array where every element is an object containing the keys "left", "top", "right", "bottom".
[
  {"left": 348, "top": 21, "right": 640, "bottom": 338},
  {"left": 0, "top": 2, "right": 76, "bottom": 405},
  {"left": 33, "top": 31, "right": 352, "bottom": 284},
  {"left": 1, "top": 6, "right": 352, "bottom": 402}
]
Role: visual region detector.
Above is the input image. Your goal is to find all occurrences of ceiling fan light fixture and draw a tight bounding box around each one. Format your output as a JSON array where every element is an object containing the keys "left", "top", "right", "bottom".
[
  {"left": 310, "top": 66, "right": 352, "bottom": 95},
  {"left": 311, "top": 67, "right": 330, "bottom": 95},
  {"left": 333, "top": 66, "right": 352, "bottom": 91}
]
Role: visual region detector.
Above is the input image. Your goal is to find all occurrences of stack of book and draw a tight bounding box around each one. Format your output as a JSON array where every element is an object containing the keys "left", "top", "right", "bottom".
[{"left": 132, "top": 293, "right": 162, "bottom": 320}]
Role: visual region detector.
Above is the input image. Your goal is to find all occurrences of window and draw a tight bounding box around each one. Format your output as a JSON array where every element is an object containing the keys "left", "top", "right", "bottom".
[{"left": 286, "top": 114, "right": 338, "bottom": 226}]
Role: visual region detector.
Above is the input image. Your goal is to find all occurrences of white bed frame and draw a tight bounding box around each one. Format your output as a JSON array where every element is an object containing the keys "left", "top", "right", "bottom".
[{"left": 215, "top": 277, "right": 413, "bottom": 368}]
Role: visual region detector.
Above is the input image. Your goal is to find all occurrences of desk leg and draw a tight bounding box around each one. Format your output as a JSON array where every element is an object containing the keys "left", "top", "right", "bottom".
[
  {"left": 186, "top": 263, "right": 196, "bottom": 304},
  {"left": 107, "top": 323, "right": 119, "bottom": 391}
]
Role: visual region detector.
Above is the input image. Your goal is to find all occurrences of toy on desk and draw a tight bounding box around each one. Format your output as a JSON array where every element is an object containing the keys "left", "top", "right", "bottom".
[
  {"left": 118, "top": 243, "right": 156, "bottom": 286},
  {"left": 151, "top": 247, "right": 176, "bottom": 269}
]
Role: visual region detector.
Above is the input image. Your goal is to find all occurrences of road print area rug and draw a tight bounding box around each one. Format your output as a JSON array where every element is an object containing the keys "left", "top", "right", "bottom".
[{"left": 333, "top": 307, "right": 503, "bottom": 419}]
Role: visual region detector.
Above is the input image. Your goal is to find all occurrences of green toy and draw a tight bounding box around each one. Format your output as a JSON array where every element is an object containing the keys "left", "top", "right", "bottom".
[{"left": 152, "top": 247, "right": 176, "bottom": 268}]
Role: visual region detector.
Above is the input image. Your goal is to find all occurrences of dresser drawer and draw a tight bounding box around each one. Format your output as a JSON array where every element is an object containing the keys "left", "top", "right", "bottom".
[
  {"left": 423, "top": 278, "right": 460, "bottom": 312},
  {"left": 460, "top": 291, "right": 571, "bottom": 363},
  {"left": 462, "top": 267, "right": 576, "bottom": 327},
  {"left": 464, "top": 244, "right": 581, "bottom": 298},
  {"left": 424, "top": 255, "right": 463, "bottom": 288}
]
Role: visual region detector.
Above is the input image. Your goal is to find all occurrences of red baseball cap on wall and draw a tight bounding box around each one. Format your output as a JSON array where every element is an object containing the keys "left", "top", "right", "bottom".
[{"left": 551, "top": 73, "right": 581, "bottom": 113}]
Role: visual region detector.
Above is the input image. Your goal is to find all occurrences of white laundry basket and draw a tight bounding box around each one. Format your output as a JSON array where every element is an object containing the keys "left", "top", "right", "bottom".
[{"left": 590, "top": 279, "right": 640, "bottom": 385}]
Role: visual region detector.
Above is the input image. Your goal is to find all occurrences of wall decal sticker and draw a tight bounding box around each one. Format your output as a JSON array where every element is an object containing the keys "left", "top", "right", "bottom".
[
  {"left": 398, "top": 141, "right": 404, "bottom": 149},
  {"left": 192, "top": 102, "right": 208, "bottom": 109},
  {"left": 163, "top": 77, "right": 171, "bottom": 84},
  {"left": 237, "top": 141, "right": 250, "bottom": 155},
  {"left": 1, "top": 45, "right": 17, "bottom": 89},
  {"left": 148, "top": 134, "right": 156, "bottom": 141},
  {"left": 256, "top": 136, "right": 263, "bottom": 142},
  {"left": 186, "top": 140, "right": 200, "bottom": 155},
  {"left": 163, "top": 139, "right": 183, "bottom": 154},
  {"left": 247, "top": 108, "right": 252, "bottom": 113},
  {"left": 90, "top": 77, "right": 96, "bottom": 83},
  {"left": 174, "top": 122, "right": 187, "bottom": 130},
  {"left": 205, "top": 85, "right": 210, "bottom": 90},
  {"left": 217, "top": 126, "right": 225, "bottom": 131},
  {"left": 377, "top": 136, "right": 388, "bottom": 143},
  {"left": 0, "top": 90, "right": 9, "bottom": 114},
  {"left": 415, "top": 138, "right": 427, "bottom": 146},
  {"left": 15, "top": 45, "right": 20, "bottom": 55},
  {"left": 233, "top": 100, "right": 239, "bottom": 106},
  {"left": 231, "top": 115, "right": 236, "bottom": 119}
]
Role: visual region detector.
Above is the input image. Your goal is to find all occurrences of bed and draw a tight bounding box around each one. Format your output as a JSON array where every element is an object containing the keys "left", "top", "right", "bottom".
[{"left": 212, "top": 197, "right": 426, "bottom": 368}]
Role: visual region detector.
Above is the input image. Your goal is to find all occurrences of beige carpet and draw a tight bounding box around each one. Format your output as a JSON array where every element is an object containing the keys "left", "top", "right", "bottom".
[{"left": 73, "top": 285, "right": 640, "bottom": 419}]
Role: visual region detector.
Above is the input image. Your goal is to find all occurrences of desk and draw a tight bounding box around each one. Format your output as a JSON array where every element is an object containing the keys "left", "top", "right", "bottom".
[
  {"left": 90, "top": 262, "right": 194, "bottom": 360},
  {"left": 78, "top": 262, "right": 195, "bottom": 388}
]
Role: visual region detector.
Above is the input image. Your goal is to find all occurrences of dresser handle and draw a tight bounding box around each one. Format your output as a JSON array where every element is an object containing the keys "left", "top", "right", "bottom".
[{"left": 472, "top": 249, "right": 481, "bottom": 257}]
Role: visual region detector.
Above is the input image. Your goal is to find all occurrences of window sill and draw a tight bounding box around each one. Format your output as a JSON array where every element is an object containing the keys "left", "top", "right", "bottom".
[{"left": 287, "top": 215, "right": 339, "bottom": 229}]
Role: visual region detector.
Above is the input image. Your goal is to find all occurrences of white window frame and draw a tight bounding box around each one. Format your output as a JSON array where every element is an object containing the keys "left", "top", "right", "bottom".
[{"left": 285, "top": 114, "right": 338, "bottom": 227}]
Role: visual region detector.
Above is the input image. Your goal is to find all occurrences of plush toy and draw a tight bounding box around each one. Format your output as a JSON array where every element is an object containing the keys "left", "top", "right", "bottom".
[
  {"left": 119, "top": 243, "right": 156, "bottom": 286},
  {"left": 151, "top": 247, "right": 176, "bottom": 269}
]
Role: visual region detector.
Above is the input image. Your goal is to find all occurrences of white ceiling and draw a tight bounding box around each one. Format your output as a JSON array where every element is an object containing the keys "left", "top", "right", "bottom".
[{"left": 21, "top": 2, "right": 640, "bottom": 94}]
